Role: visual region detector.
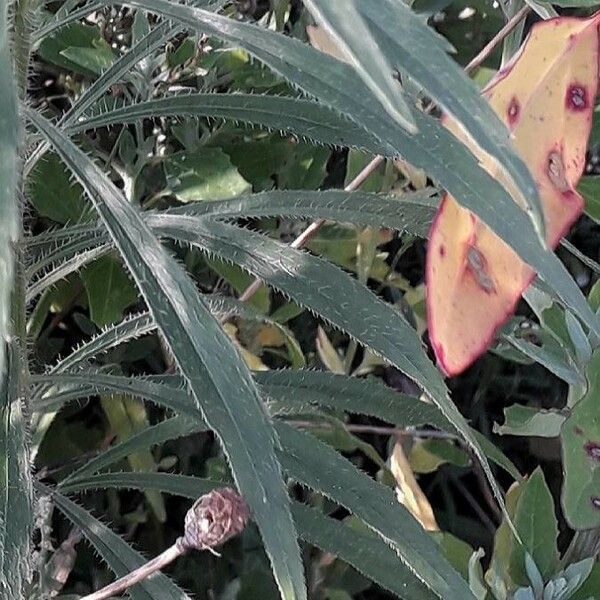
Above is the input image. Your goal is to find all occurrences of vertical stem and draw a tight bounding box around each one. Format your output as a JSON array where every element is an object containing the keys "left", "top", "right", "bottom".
[{"left": 0, "top": 3, "right": 33, "bottom": 599}]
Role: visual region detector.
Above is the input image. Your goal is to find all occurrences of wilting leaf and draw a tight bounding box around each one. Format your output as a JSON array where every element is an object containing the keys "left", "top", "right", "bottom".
[{"left": 427, "top": 15, "right": 598, "bottom": 375}]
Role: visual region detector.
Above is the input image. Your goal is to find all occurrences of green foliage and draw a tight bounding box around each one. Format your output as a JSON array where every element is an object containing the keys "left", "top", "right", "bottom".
[{"left": 2, "top": 1, "right": 600, "bottom": 599}]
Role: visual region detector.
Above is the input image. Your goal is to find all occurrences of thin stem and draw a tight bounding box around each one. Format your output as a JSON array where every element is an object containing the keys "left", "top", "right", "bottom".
[
  {"left": 287, "top": 419, "right": 459, "bottom": 441},
  {"left": 465, "top": 4, "right": 531, "bottom": 75},
  {"left": 236, "top": 155, "right": 384, "bottom": 304},
  {"left": 80, "top": 543, "right": 185, "bottom": 600}
]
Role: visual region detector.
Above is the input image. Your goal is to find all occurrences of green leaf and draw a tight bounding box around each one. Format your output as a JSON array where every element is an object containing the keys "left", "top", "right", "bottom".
[
  {"left": 150, "top": 215, "right": 511, "bottom": 521},
  {"left": 28, "top": 109, "right": 306, "bottom": 600},
  {"left": 68, "top": 93, "right": 385, "bottom": 155},
  {"left": 571, "top": 561, "right": 600, "bottom": 600},
  {"left": 561, "top": 349, "right": 600, "bottom": 530},
  {"left": 37, "top": 23, "right": 114, "bottom": 76},
  {"left": 99, "top": 395, "right": 166, "bottom": 521},
  {"left": 29, "top": 153, "right": 89, "bottom": 223},
  {"left": 62, "top": 416, "right": 201, "bottom": 484},
  {"left": 275, "top": 423, "right": 475, "bottom": 599},
  {"left": 578, "top": 176, "right": 600, "bottom": 225},
  {"left": 59, "top": 38, "right": 115, "bottom": 75},
  {"left": 206, "top": 258, "right": 270, "bottom": 312},
  {"left": 262, "top": 369, "right": 444, "bottom": 426},
  {"left": 167, "top": 189, "right": 437, "bottom": 238},
  {"left": 37, "top": 482, "right": 191, "bottom": 600},
  {"left": 165, "top": 148, "right": 252, "bottom": 202},
  {"left": 59, "top": 470, "right": 436, "bottom": 599},
  {"left": 409, "top": 439, "right": 469, "bottom": 474},
  {"left": 310, "top": 0, "right": 543, "bottom": 237},
  {"left": 302, "top": 0, "right": 417, "bottom": 133},
  {"left": 81, "top": 255, "right": 138, "bottom": 327},
  {"left": 494, "top": 405, "right": 565, "bottom": 438},
  {"left": 510, "top": 468, "right": 559, "bottom": 585}
]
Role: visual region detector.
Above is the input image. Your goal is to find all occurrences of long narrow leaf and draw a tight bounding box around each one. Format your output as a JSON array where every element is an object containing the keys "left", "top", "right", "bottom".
[
  {"left": 302, "top": 0, "right": 417, "bottom": 133},
  {"left": 61, "top": 471, "right": 436, "bottom": 600},
  {"left": 275, "top": 423, "right": 474, "bottom": 599},
  {"left": 36, "top": 482, "right": 191, "bottom": 600},
  {"left": 63, "top": 416, "right": 201, "bottom": 483},
  {"left": 67, "top": 93, "right": 384, "bottom": 154},
  {"left": 111, "top": 0, "right": 598, "bottom": 339},
  {"left": 150, "top": 214, "right": 510, "bottom": 515},
  {"left": 27, "top": 109, "right": 307, "bottom": 600},
  {"left": 350, "top": 0, "right": 544, "bottom": 234}
]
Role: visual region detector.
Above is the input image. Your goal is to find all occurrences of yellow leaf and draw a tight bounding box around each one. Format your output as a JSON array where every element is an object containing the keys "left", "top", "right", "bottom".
[
  {"left": 390, "top": 441, "right": 439, "bottom": 532},
  {"left": 427, "top": 14, "right": 599, "bottom": 376}
]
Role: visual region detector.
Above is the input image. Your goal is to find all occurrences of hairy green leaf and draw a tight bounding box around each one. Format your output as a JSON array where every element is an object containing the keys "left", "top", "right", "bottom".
[
  {"left": 28, "top": 109, "right": 306, "bottom": 600},
  {"left": 275, "top": 423, "right": 475, "bottom": 599},
  {"left": 37, "top": 482, "right": 191, "bottom": 600}
]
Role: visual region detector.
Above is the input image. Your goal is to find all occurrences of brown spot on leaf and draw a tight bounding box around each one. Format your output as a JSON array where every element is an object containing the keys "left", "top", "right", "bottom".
[
  {"left": 584, "top": 442, "right": 600, "bottom": 462},
  {"left": 574, "top": 426, "right": 584, "bottom": 436},
  {"left": 566, "top": 84, "right": 588, "bottom": 111},
  {"left": 507, "top": 97, "right": 520, "bottom": 127},
  {"left": 466, "top": 246, "right": 496, "bottom": 294},
  {"left": 547, "top": 150, "right": 570, "bottom": 192},
  {"left": 439, "top": 245, "right": 446, "bottom": 257}
]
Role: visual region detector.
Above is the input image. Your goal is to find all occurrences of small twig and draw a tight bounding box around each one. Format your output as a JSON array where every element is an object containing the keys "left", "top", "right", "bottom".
[
  {"left": 465, "top": 5, "right": 531, "bottom": 75},
  {"left": 81, "top": 543, "right": 185, "bottom": 600},
  {"left": 236, "top": 155, "right": 384, "bottom": 304},
  {"left": 287, "top": 419, "right": 460, "bottom": 441}
]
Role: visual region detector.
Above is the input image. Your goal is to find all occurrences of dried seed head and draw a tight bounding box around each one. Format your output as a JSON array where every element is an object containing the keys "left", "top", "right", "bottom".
[{"left": 179, "top": 488, "right": 250, "bottom": 552}]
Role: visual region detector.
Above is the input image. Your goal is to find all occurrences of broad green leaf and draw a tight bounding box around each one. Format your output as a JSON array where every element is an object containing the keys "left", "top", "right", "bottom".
[
  {"left": 494, "top": 405, "right": 565, "bottom": 438},
  {"left": 60, "top": 39, "right": 115, "bottom": 75},
  {"left": 89, "top": 0, "right": 600, "bottom": 339},
  {"left": 29, "top": 153, "right": 89, "bottom": 223},
  {"left": 165, "top": 148, "right": 251, "bottom": 202},
  {"left": 487, "top": 469, "right": 559, "bottom": 593},
  {"left": 510, "top": 468, "right": 559, "bottom": 585},
  {"left": 37, "top": 483, "right": 191, "bottom": 600},
  {"left": 37, "top": 23, "right": 114, "bottom": 76},
  {"left": 206, "top": 258, "right": 270, "bottom": 313},
  {"left": 28, "top": 109, "right": 306, "bottom": 600},
  {"left": 302, "top": 0, "right": 417, "bottom": 133},
  {"left": 150, "top": 214, "right": 511, "bottom": 519},
  {"left": 275, "top": 423, "right": 475, "bottom": 599},
  {"left": 409, "top": 439, "right": 469, "bottom": 474},
  {"left": 561, "top": 349, "right": 600, "bottom": 530},
  {"left": 81, "top": 255, "right": 138, "bottom": 327},
  {"left": 571, "top": 561, "right": 600, "bottom": 600},
  {"left": 59, "top": 470, "right": 436, "bottom": 599}
]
